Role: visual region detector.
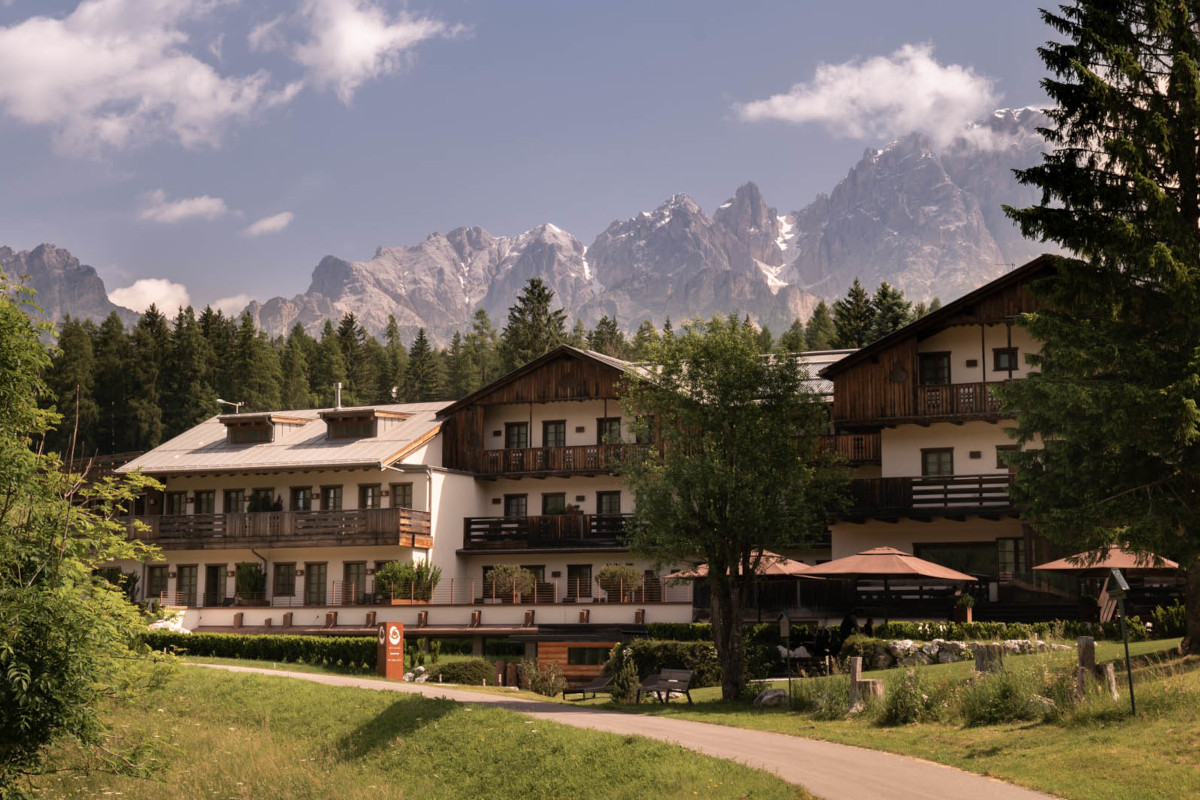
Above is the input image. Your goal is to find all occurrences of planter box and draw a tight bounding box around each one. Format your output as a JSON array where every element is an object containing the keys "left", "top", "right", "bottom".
[
  {"left": 390, "top": 598, "right": 431, "bottom": 605},
  {"left": 952, "top": 606, "right": 973, "bottom": 623}
]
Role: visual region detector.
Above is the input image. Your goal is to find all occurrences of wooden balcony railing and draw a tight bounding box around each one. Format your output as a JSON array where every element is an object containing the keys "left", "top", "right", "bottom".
[
  {"left": 916, "top": 382, "right": 1005, "bottom": 418},
  {"left": 845, "top": 474, "right": 1015, "bottom": 517},
  {"left": 463, "top": 513, "right": 631, "bottom": 550},
  {"left": 478, "top": 444, "right": 652, "bottom": 476},
  {"left": 129, "top": 507, "right": 432, "bottom": 549},
  {"left": 819, "top": 433, "right": 881, "bottom": 464}
]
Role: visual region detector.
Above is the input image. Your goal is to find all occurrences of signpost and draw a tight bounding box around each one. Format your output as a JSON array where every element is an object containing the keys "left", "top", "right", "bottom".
[
  {"left": 1106, "top": 568, "right": 1136, "bottom": 715},
  {"left": 377, "top": 621, "right": 405, "bottom": 680}
]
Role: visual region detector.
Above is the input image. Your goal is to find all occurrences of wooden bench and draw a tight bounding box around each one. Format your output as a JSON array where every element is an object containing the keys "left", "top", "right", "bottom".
[
  {"left": 562, "top": 674, "right": 613, "bottom": 701},
  {"left": 636, "top": 668, "right": 694, "bottom": 704}
]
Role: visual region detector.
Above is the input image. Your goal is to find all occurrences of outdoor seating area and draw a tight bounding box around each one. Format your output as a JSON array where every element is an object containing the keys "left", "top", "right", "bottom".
[
  {"left": 563, "top": 674, "right": 614, "bottom": 701},
  {"left": 636, "top": 669, "right": 695, "bottom": 704}
]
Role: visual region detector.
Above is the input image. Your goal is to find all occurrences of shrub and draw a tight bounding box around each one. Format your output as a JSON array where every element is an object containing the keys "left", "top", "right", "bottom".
[
  {"left": 608, "top": 639, "right": 721, "bottom": 687},
  {"left": 143, "top": 631, "right": 376, "bottom": 669},
  {"left": 958, "top": 669, "right": 1047, "bottom": 726},
  {"left": 1152, "top": 601, "right": 1186, "bottom": 638},
  {"left": 608, "top": 644, "right": 640, "bottom": 704},
  {"left": 877, "top": 670, "right": 950, "bottom": 726},
  {"left": 487, "top": 564, "right": 537, "bottom": 598},
  {"left": 597, "top": 564, "right": 642, "bottom": 600},
  {"left": 376, "top": 560, "right": 442, "bottom": 601},
  {"left": 839, "top": 634, "right": 887, "bottom": 662},
  {"left": 520, "top": 659, "right": 567, "bottom": 696},
  {"left": 429, "top": 639, "right": 442, "bottom": 664},
  {"left": 234, "top": 562, "right": 266, "bottom": 599},
  {"left": 645, "top": 622, "right": 713, "bottom": 641},
  {"left": 790, "top": 677, "right": 850, "bottom": 719},
  {"left": 431, "top": 658, "right": 497, "bottom": 686}
]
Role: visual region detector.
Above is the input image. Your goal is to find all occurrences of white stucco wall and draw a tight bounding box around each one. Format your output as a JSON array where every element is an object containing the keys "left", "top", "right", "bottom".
[
  {"left": 916, "top": 323, "right": 1039, "bottom": 384},
  {"left": 881, "top": 420, "right": 1019, "bottom": 478}
]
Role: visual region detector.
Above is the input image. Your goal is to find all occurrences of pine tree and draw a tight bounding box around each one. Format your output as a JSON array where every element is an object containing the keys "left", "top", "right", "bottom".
[
  {"left": 335, "top": 313, "right": 375, "bottom": 405},
  {"left": 406, "top": 328, "right": 444, "bottom": 401},
  {"left": 568, "top": 319, "right": 587, "bottom": 348},
  {"left": 380, "top": 315, "right": 409, "bottom": 401},
  {"left": 230, "top": 313, "right": 282, "bottom": 412},
  {"left": 777, "top": 319, "right": 806, "bottom": 353},
  {"left": 44, "top": 316, "right": 99, "bottom": 457},
  {"left": 310, "top": 320, "right": 347, "bottom": 407},
  {"left": 198, "top": 306, "right": 237, "bottom": 402},
  {"left": 279, "top": 324, "right": 314, "bottom": 409},
  {"left": 804, "top": 300, "right": 837, "bottom": 350},
  {"left": 127, "top": 305, "right": 169, "bottom": 449},
  {"left": 1001, "top": 0, "right": 1200, "bottom": 652},
  {"left": 499, "top": 278, "right": 567, "bottom": 372},
  {"left": 445, "top": 331, "right": 480, "bottom": 398},
  {"left": 630, "top": 320, "right": 660, "bottom": 360},
  {"left": 832, "top": 279, "right": 876, "bottom": 348},
  {"left": 869, "top": 282, "right": 915, "bottom": 340},
  {"left": 586, "top": 315, "right": 628, "bottom": 358},
  {"left": 162, "top": 307, "right": 215, "bottom": 435},
  {"left": 466, "top": 309, "right": 501, "bottom": 388},
  {"left": 92, "top": 312, "right": 135, "bottom": 454}
]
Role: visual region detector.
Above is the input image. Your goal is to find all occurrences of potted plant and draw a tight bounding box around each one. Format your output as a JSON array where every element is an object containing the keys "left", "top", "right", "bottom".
[
  {"left": 486, "top": 564, "right": 536, "bottom": 603},
  {"left": 597, "top": 563, "right": 641, "bottom": 603},
  {"left": 234, "top": 562, "right": 267, "bottom": 605},
  {"left": 378, "top": 560, "right": 442, "bottom": 604},
  {"left": 952, "top": 592, "right": 975, "bottom": 623}
]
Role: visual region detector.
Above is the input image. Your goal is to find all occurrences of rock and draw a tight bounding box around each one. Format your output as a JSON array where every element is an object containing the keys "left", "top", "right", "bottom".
[
  {"left": 753, "top": 688, "right": 789, "bottom": 708},
  {"left": 402, "top": 672, "right": 415, "bottom": 682},
  {"left": 415, "top": 674, "right": 430, "bottom": 683},
  {"left": 0, "top": 244, "right": 138, "bottom": 326},
  {"left": 414, "top": 666, "right": 426, "bottom": 674}
]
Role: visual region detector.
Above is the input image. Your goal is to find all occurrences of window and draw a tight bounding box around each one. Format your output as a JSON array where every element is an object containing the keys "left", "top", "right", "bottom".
[
  {"left": 921, "top": 448, "right": 954, "bottom": 477},
  {"left": 194, "top": 490, "right": 215, "bottom": 515},
  {"left": 505, "top": 422, "right": 529, "bottom": 449},
  {"left": 273, "top": 563, "right": 295, "bottom": 597},
  {"left": 229, "top": 425, "right": 272, "bottom": 444},
  {"left": 343, "top": 562, "right": 367, "bottom": 603},
  {"left": 165, "top": 491, "right": 186, "bottom": 515},
  {"left": 996, "top": 445, "right": 1019, "bottom": 470},
  {"left": 567, "top": 647, "right": 609, "bottom": 666},
  {"left": 328, "top": 418, "right": 376, "bottom": 439},
  {"left": 359, "top": 484, "right": 382, "bottom": 510},
  {"left": 391, "top": 482, "right": 414, "bottom": 509},
  {"left": 321, "top": 486, "right": 343, "bottom": 511},
  {"left": 542, "top": 493, "right": 567, "bottom": 515},
  {"left": 993, "top": 347, "right": 1018, "bottom": 372},
  {"left": 291, "top": 486, "right": 313, "bottom": 512},
  {"left": 304, "top": 562, "right": 327, "bottom": 605},
  {"left": 597, "top": 417, "right": 621, "bottom": 444},
  {"left": 503, "top": 494, "right": 527, "bottom": 518},
  {"left": 223, "top": 489, "right": 244, "bottom": 514},
  {"left": 543, "top": 420, "right": 566, "bottom": 448},
  {"left": 249, "top": 488, "right": 275, "bottom": 512},
  {"left": 176, "top": 565, "right": 197, "bottom": 606},
  {"left": 596, "top": 491, "right": 621, "bottom": 516},
  {"left": 521, "top": 565, "right": 546, "bottom": 583},
  {"left": 567, "top": 564, "right": 592, "bottom": 598},
  {"left": 997, "top": 538, "right": 1026, "bottom": 579},
  {"left": 146, "top": 565, "right": 168, "bottom": 600},
  {"left": 918, "top": 352, "right": 951, "bottom": 386}
]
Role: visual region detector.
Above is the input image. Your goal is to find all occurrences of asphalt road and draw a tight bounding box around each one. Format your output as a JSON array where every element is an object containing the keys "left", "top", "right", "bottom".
[{"left": 196, "top": 664, "right": 1058, "bottom": 800}]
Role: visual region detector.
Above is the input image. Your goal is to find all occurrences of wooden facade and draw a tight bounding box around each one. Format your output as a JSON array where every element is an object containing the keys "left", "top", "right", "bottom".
[
  {"left": 441, "top": 348, "right": 630, "bottom": 472},
  {"left": 537, "top": 640, "right": 616, "bottom": 685},
  {"left": 129, "top": 507, "right": 433, "bottom": 550}
]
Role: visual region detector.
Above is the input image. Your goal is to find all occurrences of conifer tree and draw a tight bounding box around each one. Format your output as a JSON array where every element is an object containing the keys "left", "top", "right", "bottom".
[
  {"left": 279, "top": 324, "right": 314, "bottom": 409},
  {"left": 231, "top": 313, "right": 282, "bottom": 412},
  {"left": 406, "top": 328, "right": 443, "bottom": 401},
  {"left": 162, "top": 307, "right": 215, "bottom": 435},
  {"left": 466, "top": 309, "right": 501, "bottom": 388},
  {"left": 127, "top": 305, "right": 169, "bottom": 449},
  {"left": 586, "top": 315, "right": 628, "bottom": 358},
  {"left": 445, "top": 331, "right": 480, "bottom": 398},
  {"left": 801, "top": 300, "right": 835, "bottom": 351},
  {"left": 832, "top": 279, "right": 876, "bottom": 348},
  {"left": 198, "top": 306, "right": 237, "bottom": 402},
  {"left": 44, "top": 316, "right": 99, "bottom": 457},
  {"left": 310, "top": 320, "right": 347, "bottom": 407},
  {"left": 630, "top": 319, "right": 660, "bottom": 360},
  {"left": 380, "top": 315, "right": 409, "bottom": 401},
  {"left": 869, "top": 282, "right": 915, "bottom": 341},
  {"left": 777, "top": 319, "right": 807, "bottom": 353},
  {"left": 499, "top": 278, "right": 567, "bottom": 372},
  {"left": 1001, "top": 0, "right": 1200, "bottom": 651},
  {"left": 92, "top": 312, "right": 135, "bottom": 454}
]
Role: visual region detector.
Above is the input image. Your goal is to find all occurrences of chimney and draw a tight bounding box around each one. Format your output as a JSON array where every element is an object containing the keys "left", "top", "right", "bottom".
[{"left": 335, "top": 382, "right": 342, "bottom": 409}]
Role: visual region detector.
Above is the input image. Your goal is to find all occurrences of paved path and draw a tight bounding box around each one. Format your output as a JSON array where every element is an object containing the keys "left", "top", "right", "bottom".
[{"left": 196, "top": 664, "right": 1057, "bottom": 800}]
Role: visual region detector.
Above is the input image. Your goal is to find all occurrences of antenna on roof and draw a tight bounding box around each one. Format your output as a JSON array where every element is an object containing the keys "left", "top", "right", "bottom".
[
  {"left": 335, "top": 382, "right": 342, "bottom": 409},
  {"left": 216, "top": 398, "right": 243, "bottom": 414}
]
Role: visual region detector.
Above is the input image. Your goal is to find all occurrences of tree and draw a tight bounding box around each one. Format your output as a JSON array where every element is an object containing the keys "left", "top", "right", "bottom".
[
  {"left": 1002, "top": 0, "right": 1200, "bottom": 652},
  {"left": 43, "top": 317, "right": 99, "bottom": 457},
  {"left": 406, "top": 328, "right": 443, "bottom": 402},
  {"left": 444, "top": 331, "right": 480, "bottom": 398},
  {"left": 832, "top": 279, "right": 876, "bottom": 348},
  {"left": 777, "top": 319, "right": 807, "bottom": 353},
  {"left": 279, "top": 324, "right": 314, "bottom": 409},
  {"left": 619, "top": 316, "right": 846, "bottom": 699},
  {"left": 0, "top": 271, "right": 163, "bottom": 791},
  {"left": 127, "top": 306, "right": 169, "bottom": 449},
  {"left": 310, "top": 321, "right": 347, "bottom": 407},
  {"left": 805, "top": 300, "right": 837, "bottom": 350},
  {"left": 92, "top": 312, "right": 135, "bottom": 454},
  {"left": 465, "top": 309, "right": 501, "bottom": 388},
  {"left": 499, "top": 278, "right": 567, "bottom": 372},
  {"left": 629, "top": 320, "right": 660, "bottom": 360},
  {"left": 586, "top": 315, "right": 628, "bottom": 358},
  {"left": 162, "top": 307, "right": 215, "bottom": 436},
  {"left": 230, "top": 313, "right": 282, "bottom": 412},
  {"left": 869, "top": 282, "right": 915, "bottom": 340}
]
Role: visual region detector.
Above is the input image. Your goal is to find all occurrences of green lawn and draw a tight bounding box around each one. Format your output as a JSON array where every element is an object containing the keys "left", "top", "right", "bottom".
[{"left": 31, "top": 666, "right": 809, "bottom": 800}]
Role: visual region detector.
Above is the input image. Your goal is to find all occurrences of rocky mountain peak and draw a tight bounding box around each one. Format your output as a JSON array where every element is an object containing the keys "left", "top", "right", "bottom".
[{"left": 0, "top": 243, "right": 136, "bottom": 327}]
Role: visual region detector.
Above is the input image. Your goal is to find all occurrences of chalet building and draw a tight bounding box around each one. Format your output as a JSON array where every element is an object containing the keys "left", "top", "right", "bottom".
[{"left": 818, "top": 255, "right": 1075, "bottom": 616}]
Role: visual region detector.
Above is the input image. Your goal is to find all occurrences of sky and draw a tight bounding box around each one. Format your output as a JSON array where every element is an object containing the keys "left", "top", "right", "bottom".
[{"left": 0, "top": 0, "right": 1053, "bottom": 315}]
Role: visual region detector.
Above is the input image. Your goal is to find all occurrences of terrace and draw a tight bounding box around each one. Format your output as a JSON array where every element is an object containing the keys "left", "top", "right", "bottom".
[
  {"left": 462, "top": 513, "right": 631, "bottom": 551},
  {"left": 476, "top": 443, "right": 652, "bottom": 478},
  {"left": 842, "top": 474, "right": 1015, "bottom": 519},
  {"left": 129, "top": 507, "right": 433, "bottom": 550}
]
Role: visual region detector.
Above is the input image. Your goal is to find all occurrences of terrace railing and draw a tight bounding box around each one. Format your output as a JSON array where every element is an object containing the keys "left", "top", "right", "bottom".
[
  {"left": 463, "top": 513, "right": 631, "bottom": 550},
  {"left": 129, "top": 507, "right": 432, "bottom": 549},
  {"left": 478, "top": 443, "right": 652, "bottom": 476},
  {"left": 846, "top": 474, "right": 1015, "bottom": 517}
]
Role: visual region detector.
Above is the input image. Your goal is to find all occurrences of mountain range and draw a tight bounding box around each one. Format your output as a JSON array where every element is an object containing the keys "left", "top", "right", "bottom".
[{"left": 5, "top": 108, "right": 1053, "bottom": 344}]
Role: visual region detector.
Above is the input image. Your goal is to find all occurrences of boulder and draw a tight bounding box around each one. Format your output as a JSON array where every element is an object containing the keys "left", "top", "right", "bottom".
[
  {"left": 753, "top": 688, "right": 789, "bottom": 709},
  {"left": 403, "top": 672, "right": 415, "bottom": 682}
]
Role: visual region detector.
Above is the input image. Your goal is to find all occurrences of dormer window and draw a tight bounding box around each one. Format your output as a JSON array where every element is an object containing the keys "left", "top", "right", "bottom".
[
  {"left": 320, "top": 407, "right": 411, "bottom": 440},
  {"left": 230, "top": 425, "right": 272, "bottom": 444},
  {"left": 219, "top": 413, "right": 306, "bottom": 446}
]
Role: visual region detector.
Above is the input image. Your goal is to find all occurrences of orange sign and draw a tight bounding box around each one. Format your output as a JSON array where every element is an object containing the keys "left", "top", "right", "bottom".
[{"left": 376, "top": 622, "right": 405, "bottom": 679}]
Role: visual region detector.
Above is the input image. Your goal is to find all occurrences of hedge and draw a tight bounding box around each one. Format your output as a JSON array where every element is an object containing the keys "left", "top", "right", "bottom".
[
  {"left": 429, "top": 658, "right": 498, "bottom": 686},
  {"left": 871, "top": 618, "right": 1151, "bottom": 643},
  {"left": 605, "top": 639, "right": 721, "bottom": 687},
  {"left": 143, "top": 631, "right": 377, "bottom": 668}
]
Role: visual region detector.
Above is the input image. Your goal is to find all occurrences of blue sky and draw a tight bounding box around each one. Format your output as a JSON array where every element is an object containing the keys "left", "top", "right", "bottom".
[{"left": 0, "top": 0, "right": 1051, "bottom": 314}]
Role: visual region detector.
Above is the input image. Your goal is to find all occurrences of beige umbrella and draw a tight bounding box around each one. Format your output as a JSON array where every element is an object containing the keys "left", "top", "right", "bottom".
[
  {"left": 804, "top": 546, "right": 977, "bottom": 581},
  {"left": 1033, "top": 544, "right": 1179, "bottom": 574},
  {"left": 663, "top": 550, "right": 814, "bottom": 581}
]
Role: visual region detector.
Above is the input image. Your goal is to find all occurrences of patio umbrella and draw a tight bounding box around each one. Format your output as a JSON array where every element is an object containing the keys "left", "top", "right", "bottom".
[
  {"left": 662, "top": 550, "right": 814, "bottom": 581},
  {"left": 1033, "top": 544, "right": 1179, "bottom": 574},
  {"left": 803, "top": 546, "right": 976, "bottom": 624}
]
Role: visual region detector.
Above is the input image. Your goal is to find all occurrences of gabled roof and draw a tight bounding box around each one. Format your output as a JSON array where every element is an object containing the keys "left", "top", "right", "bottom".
[
  {"left": 437, "top": 345, "right": 643, "bottom": 417},
  {"left": 116, "top": 401, "right": 450, "bottom": 476},
  {"left": 820, "top": 254, "right": 1056, "bottom": 379}
]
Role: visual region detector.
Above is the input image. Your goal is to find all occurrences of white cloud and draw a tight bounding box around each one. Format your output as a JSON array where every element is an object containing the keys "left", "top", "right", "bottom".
[
  {"left": 139, "top": 189, "right": 228, "bottom": 223},
  {"left": 293, "top": 0, "right": 456, "bottom": 104},
  {"left": 243, "top": 211, "right": 294, "bottom": 237},
  {"left": 736, "top": 43, "right": 1000, "bottom": 149},
  {"left": 0, "top": 0, "right": 300, "bottom": 152},
  {"left": 109, "top": 278, "right": 191, "bottom": 313},
  {"left": 211, "top": 293, "right": 254, "bottom": 315}
]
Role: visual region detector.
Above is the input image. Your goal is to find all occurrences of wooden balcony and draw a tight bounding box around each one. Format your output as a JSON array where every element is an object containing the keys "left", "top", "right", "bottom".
[
  {"left": 915, "top": 381, "right": 1005, "bottom": 418},
  {"left": 819, "top": 433, "right": 881, "bottom": 464},
  {"left": 129, "top": 507, "right": 433, "bottom": 550},
  {"left": 463, "top": 513, "right": 631, "bottom": 551},
  {"left": 478, "top": 443, "right": 651, "bottom": 477},
  {"left": 842, "top": 474, "right": 1015, "bottom": 519}
]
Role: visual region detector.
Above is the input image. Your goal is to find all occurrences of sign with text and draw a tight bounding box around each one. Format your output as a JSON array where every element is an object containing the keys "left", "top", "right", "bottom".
[{"left": 377, "top": 622, "right": 405, "bottom": 680}]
